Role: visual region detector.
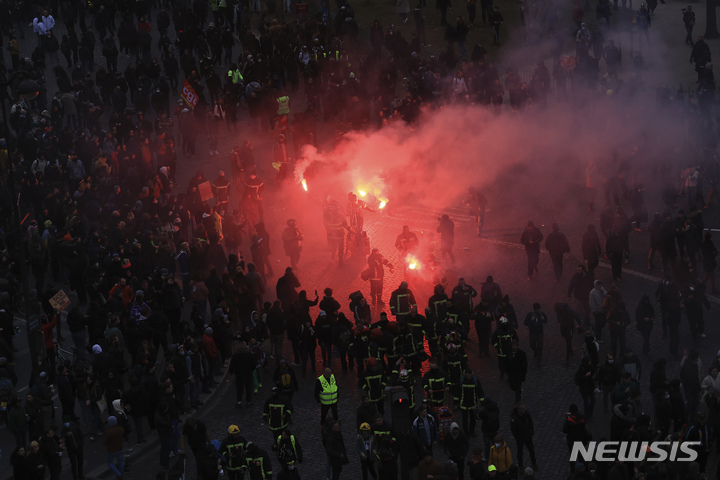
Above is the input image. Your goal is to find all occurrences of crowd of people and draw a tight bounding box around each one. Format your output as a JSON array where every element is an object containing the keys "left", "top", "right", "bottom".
[{"left": 0, "top": 0, "right": 714, "bottom": 478}]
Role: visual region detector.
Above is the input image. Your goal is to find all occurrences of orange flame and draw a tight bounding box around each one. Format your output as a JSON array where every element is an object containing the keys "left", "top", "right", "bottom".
[
  {"left": 301, "top": 179, "right": 308, "bottom": 191},
  {"left": 358, "top": 190, "right": 367, "bottom": 197},
  {"left": 406, "top": 254, "right": 420, "bottom": 270},
  {"left": 378, "top": 200, "right": 387, "bottom": 209}
]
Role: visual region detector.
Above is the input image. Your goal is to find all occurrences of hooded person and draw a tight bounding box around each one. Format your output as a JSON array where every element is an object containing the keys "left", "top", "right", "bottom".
[
  {"left": 442, "top": 422, "right": 469, "bottom": 480},
  {"left": 111, "top": 399, "right": 132, "bottom": 441}
]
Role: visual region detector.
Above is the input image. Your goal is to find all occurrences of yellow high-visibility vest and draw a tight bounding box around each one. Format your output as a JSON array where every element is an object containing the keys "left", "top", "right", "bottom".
[{"left": 318, "top": 374, "right": 338, "bottom": 405}]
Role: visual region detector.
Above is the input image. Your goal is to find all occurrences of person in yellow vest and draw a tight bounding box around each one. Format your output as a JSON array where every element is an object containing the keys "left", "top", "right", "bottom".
[
  {"left": 228, "top": 64, "right": 244, "bottom": 87},
  {"left": 276, "top": 94, "right": 290, "bottom": 115},
  {"left": 274, "top": 94, "right": 290, "bottom": 131},
  {"left": 314, "top": 367, "right": 339, "bottom": 425}
]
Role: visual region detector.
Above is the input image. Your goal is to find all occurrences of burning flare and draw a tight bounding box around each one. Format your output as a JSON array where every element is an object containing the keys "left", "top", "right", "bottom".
[
  {"left": 406, "top": 254, "right": 420, "bottom": 270},
  {"left": 301, "top": 178, "right": 308, "bottom": 191},
  {"left": 378, "top": 200, "right": 387, "bottom": 209}
]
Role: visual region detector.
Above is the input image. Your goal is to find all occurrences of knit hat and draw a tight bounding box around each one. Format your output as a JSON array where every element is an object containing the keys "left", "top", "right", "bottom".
[
  {"left": 107, "top": 416, "right": 118, "bottom": 426},
  {"left": 205, "top": 327, "right": 213, "bottom": 335},
  {"left": 92, "top": 344, "right": 102, "bottom": 355}
]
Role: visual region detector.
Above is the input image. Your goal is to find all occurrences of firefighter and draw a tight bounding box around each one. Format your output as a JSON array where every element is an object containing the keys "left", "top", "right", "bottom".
[
  {"left": 423, "top": 307, "right": 440, "bottom": 358},
  {"left": 263, "top": 386, "right": 293, "bottom": 449},
  {"left": 473, "top": 302, "right": 493, "bottom": 358},
  {"left": 372, "top": 413, "right": 397, "bottom": 445},
  {"left": 348, "top": 192, "right": 368, "bottom": 248},
  {"left": 282, "top": 219, "right": 304, "bottom": 270},
  {"left": 452, "top": 278, "right": 477, "bottom": 334},
  {"left": 407, "top": 306, "right": 426, "bottom": 358},
  {"left": 458, "top": 369, "right": 485, "bottom": 437},
  {"left": 367, "top": 248, "right": 393, "bottom": 306},
  {"left": 243, "top": 441, "right": 273, "bottom": 480},
  {"left": 219, "top": 424, "right": 247, "bottom": 480},
  {"left": 389, "top": 282, "right": 417, "bottom": 323},
  {"left": 242, "top": 170, "right": 264, "bottom": 227},
  {"left": 423, "top": 358, "right": 450, "bottom": 407},
  {"left": 212, "top": 171, "right": 230, "bottom": 215},
  {"left": 443, "top": 341, "right": 468, "bottom": 404},
  {"left": 391, "top": 365, "right": 416, "bottom": 411},
  {"left": 323, "top": 199, "right": 349, "bottom": 265},
  {"left": 393, "top": 321, "right": 419, "bottom": 373},
  {"left": 428, "top": 284, "right": 449, "bottom": 322},
  {"left": 395, "top": 225, "right": 419, "bottom": 260},
  {"left": 359, "top": 357, "right": 387, "bottom": 414},
  {"left": 276, "top": 428, "right": 303, "bottom": 480},
  {"left": 491, "top": 317, "right": 518, "bottom": 381},
  {"left": 444, "top": 298, "right": 465, "bottom": 338}
]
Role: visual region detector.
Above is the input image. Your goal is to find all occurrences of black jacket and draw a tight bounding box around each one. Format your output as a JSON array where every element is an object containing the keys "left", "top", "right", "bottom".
[{"left": 509, "top": 407, "right": 534, "bottom": 441}]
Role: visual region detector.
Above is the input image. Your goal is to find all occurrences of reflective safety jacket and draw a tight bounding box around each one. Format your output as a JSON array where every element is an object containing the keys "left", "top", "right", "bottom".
[
  {"left": 228, "top": 68, "right": 244, "bottom": 84},
  {"left": 244, "top": 445, "right": 273, "bottom": 480},
  {"left": 459, "top": 375, "right": 485, "bottom": 410},
  {"left": 359, "top": 368, "right": 386, "bottom": 402},
  {"left": 277, "top": 434, "right": 303, "bottom": 466},
  {"left": 389, "top": 288, "right": 417, "bottom": 317},
  {"left": 262, "top": 397, "right": 293, "bottom": 431},
  {"left": 276, "top": 96, "right": 290, "bottom": 115},
  {"left": 219, "top": 434, "right": 247, "bottom": 471},
  {"left": 491, "top": 327, "right": 518, "bottom": 358},
  {"left": 316, "top": 374, "right": 338, "bottom": 405},
  {"left": 423, "top": 369, "right": 449, "bottom": 405}
]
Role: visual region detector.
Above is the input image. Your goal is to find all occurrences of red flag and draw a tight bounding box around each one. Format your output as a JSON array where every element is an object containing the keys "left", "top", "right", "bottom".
[{"left": 181, "top": 79, "right": 199, "bottom": 110}]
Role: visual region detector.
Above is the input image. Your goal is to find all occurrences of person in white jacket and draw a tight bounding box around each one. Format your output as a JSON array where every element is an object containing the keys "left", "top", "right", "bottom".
[{"left": 42, "top": 10, "right": 56, "bottom": 31}]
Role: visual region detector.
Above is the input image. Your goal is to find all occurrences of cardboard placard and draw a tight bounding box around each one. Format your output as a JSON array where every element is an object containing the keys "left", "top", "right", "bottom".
[
  {"left": 198, "top": 181, "right": 214, "bottom": 202},
  {"left": 49, "top": 290, "right": 71, "bottom": 312}
]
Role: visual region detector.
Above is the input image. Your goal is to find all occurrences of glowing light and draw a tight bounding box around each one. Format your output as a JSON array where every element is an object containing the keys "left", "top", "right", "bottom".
[
  {"left": 301, "top": 179, "right": 308, "bottom": 191},
  {"left": 358, "top": 190, "right": 367, "bottom": 197},
  {"left": 378, "top": 200, "right": 387, "bottom": 209},
  {"left": 406, "top": 254, "right": 420, "bottom": 270}
]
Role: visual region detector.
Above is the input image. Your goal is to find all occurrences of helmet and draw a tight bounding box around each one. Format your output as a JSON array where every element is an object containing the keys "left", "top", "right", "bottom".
[
  {"left": 359, "top": 422, "right": 371, "bottom": 431},
  {"left": 499, "top": 316, "right": 509, "bottom": 325},
  {"left": 399, "top": 369, "right": 409, "bottom": 380},
  {"left": 228, "top": 425, "right": 240, "bottom": 435}
]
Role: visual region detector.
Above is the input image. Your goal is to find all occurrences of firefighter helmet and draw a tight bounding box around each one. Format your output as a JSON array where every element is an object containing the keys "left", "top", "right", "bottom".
[{"left": 228, "top": 425, "right": 240, "bottom": 435}]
